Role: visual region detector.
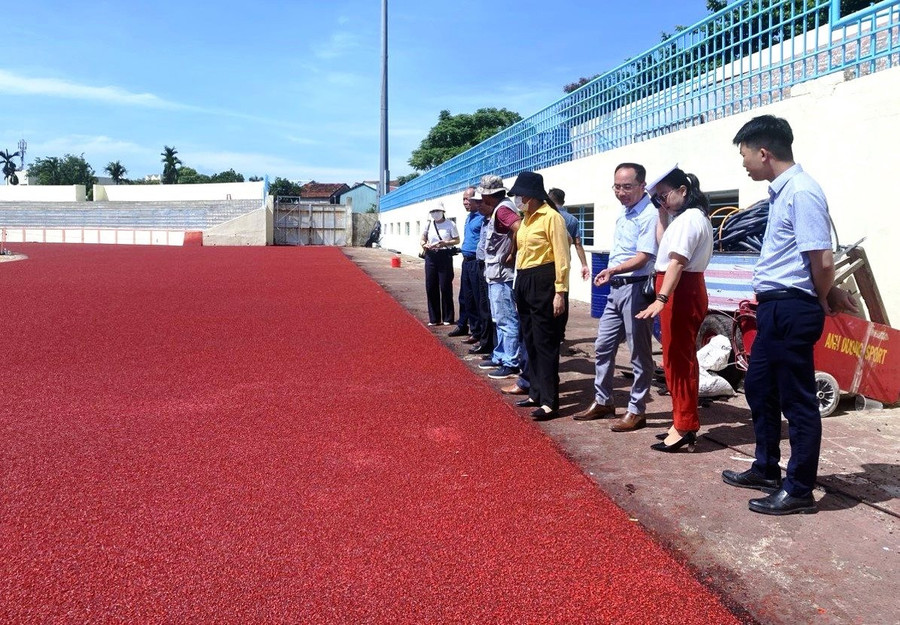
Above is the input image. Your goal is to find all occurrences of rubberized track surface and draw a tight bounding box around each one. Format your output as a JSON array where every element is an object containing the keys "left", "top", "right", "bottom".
[{"left": 1, "top": 244, "right": 741, "bottom": 623}]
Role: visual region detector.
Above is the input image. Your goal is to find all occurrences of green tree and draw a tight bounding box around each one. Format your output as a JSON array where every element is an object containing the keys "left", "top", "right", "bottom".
[
  {"left": 408, "top": 108, "right": 522, "bottom": 171},
  {"left": 161, "top": 145, "right": 181, "bottom": 184},
  {"left": 269, "top": 177, "right": 303, "bottom": 198},
  {"left": 176, "top": 166, "right": 211, "bottom": 184},
  {"left": 104, "top": 160, "right": 127, "bottom": 185},
  {"left": 395, "top": 172, "right": 420, "bottom": 186},
  {"left": 563, "top": 75, "right": 601, "bottom": 94},
  {"left": 210, "top": 168, "right": 244, "bottom": 183},
  {"left": 1, "top": 149, "right": 20, "bottom": 185},
  {"left": 28, "top": 154, "right": 97, "bottom": 198}
]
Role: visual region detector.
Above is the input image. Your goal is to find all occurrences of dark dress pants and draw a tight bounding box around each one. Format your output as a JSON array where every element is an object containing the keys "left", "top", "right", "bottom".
[
  {"left": 745, "top": 296, "right": 825, "bottom": 497},
  {"left": 458, "top": 257, "right": 481, "bottom": 333},
  {"left": 424, "top": 250, "right": 455, "bottom": 324},
  {"left": 515, "top": 263, "right": 561, "bottom": 410},
  {"left": 475, "top": 260, "right": 494, "bottom": 348}
]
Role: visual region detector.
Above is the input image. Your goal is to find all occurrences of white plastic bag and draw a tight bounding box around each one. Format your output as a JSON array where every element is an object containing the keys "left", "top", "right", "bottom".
[
  {"left": 699, "top": 368, "right": 736, "bottom": 397},
  {"left": 697, "top": 334, "right": 732, "bottom": 372}
]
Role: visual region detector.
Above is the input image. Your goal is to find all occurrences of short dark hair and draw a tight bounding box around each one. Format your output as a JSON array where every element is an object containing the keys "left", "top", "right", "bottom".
[
  {"left": 615, "top": 162, "right": 646, "bottom": 183},
  {"left": 732, "top": 115, "right": 794, "bottom": 161},
  {"left": 547, "top": 187, "right": 565, "bottom": 205}
]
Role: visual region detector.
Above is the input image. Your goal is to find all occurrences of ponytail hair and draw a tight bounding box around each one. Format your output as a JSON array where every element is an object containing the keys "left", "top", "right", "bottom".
[{"left": 658, "top": 168, "right": 710, "bottom": 216}]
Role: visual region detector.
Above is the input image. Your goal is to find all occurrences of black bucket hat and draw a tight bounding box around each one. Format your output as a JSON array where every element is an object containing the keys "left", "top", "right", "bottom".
[{"left": 508, "top": 171, "right": 549, "bottom": 202}]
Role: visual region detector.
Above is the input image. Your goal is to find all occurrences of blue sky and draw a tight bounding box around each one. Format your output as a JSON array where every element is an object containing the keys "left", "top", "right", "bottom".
[{"left": 1, "top": 0, "right": 714, "bottom": 185}]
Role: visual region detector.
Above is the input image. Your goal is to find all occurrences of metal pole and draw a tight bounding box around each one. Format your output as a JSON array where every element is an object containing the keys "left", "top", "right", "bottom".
[{"left": 378, "top": 0, "right": 389, "bottom": 200}]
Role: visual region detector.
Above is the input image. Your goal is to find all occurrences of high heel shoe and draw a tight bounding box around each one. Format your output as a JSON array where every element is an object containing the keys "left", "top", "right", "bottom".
[
  {"left": 655, "top": 432, "right": 667, "bottom": 440},
  {"left": 650, "top": 431, "right": 696, "bottom": 453}
]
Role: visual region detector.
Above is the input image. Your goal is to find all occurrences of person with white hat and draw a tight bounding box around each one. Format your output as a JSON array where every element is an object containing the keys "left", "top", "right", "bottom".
[
  {"left": 419, "top": 203, "right": 460, "bottom": 326},
  {"left": 636, "top": 165, "right": 714, "bottom": 453}
]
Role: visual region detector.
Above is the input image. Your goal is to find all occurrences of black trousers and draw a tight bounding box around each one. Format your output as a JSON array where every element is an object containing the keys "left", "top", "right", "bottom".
[
  {"left": 424, "top": 250, "right": 455, "bottom": 324},
  {"left": 558, "top": 291, "right": 570, "bottom": 340},
  {"left": 475, "top": 260, "right": 494, "bottom": 348},
  {"left": 745, "top": 295, "right": 825, "bottom": 497},
  {"left": 515, "top": 263, "right": 562, "bottom": 410},
  {"left": 458, "top": 256, "right": 481, "bottom": 332}
]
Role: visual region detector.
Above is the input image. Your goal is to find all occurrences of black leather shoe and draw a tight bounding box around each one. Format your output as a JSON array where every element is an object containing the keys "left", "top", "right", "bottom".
[
  {"left": 462, "top": 336, "right": 480, "bottom": 344},
  {"left": 748, "top": 489, "right": 817, "bottom": 516},
  {"left": 516, "top": 398, "right": 538, "bottom": 407},
  {"left": 722, "top": 468, "right": 782, "bottom": 493},
  {"left": 448, "top": 326, "right": 468, "bottom": 337},
  {"left": 468, "top": 344, "right": 493, "bottom": 355},
  {"left": 531, "top": 407, "right": 559, "bottom": 421}
]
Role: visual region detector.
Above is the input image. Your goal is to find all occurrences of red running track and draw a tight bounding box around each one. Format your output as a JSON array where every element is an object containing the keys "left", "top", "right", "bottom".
[{"left": 0, "top": 244, "right": 742, "bottom": 624}]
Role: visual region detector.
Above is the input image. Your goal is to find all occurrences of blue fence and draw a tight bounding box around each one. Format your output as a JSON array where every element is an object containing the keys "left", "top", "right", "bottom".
[{"left": 381, "top": 0, "right": 900, "bottom": 211}]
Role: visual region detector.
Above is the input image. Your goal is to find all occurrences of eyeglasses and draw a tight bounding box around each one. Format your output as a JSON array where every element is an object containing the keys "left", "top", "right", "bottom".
[
  {"left": 650, "top": 189, "right": 676, "bottom": 208},
  {"left": 611, "top": 183, "right": 641, "bottom": 192}
]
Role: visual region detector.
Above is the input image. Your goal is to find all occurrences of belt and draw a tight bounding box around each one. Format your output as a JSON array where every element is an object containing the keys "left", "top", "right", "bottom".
[
  {"left": 756, "top": 288, "right": 817, "bottom": 303},
  {"left": 462, "top": 253, "right": 476, "bottom": 260},
  {"left": 610, "top": 275, "right": 649, "bottom": 288}
]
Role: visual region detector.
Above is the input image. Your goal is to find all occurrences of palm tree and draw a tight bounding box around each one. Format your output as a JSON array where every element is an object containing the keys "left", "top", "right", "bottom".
[
  {"left": 1, "top": 149, "right": 20, "bottom": 185},
  {"left": 160, "top": 146, "right": 181, "bottom": 184},
  {"left": 105, "top": 161, "right": 127, "bottom": 185}
]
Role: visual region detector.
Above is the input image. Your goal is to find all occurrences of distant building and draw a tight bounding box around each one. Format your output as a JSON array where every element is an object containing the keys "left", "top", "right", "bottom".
[
  {"left": 299, "top": 181, "right": 350, "bottom": 204},
  {"left": 339, "top": 182, "right": 378, "bottom": 213}
]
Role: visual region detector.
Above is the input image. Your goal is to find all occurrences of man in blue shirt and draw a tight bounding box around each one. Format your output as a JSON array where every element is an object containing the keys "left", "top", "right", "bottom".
[
  {"left": 449, "top": 187, "right": 485, "bottom": 340},
  {"left": 573, "top": 163, "right": 658, "bottom": 432},
  {"left": 722, "top": 115, "right": 857, "bottom": 516}
]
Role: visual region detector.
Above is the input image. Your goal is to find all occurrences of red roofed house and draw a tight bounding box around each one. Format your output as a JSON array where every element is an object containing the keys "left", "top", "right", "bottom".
[{"left": 299, "top": 182, "right": 350, "bottom": 204}]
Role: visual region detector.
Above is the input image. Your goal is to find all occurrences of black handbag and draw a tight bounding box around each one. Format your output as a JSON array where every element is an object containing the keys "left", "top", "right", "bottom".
[{"left": 642, "top": 273, "right": 656, "bottom": 299}]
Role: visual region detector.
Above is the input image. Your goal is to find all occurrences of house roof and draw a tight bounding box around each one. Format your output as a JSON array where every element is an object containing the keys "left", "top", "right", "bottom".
[
  {"left": 299, "top": 182, "right": 350, "bottom": 199},
  {"left": 344, "top": 182, "right": 377, "bottom": 193}
]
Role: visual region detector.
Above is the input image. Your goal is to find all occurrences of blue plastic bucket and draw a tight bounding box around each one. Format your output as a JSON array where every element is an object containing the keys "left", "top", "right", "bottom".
[{"left": 590, "top": 253, "right": 611, "bottom": 318}]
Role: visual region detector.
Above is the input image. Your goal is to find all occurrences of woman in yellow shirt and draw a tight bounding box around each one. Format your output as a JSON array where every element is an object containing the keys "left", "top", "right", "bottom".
[{"left": 510, "top": 171, "right": 570, "bottom": 420}]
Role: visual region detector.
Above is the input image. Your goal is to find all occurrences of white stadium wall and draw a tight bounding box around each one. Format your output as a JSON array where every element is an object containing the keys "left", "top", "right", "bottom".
[
  {"left": 379, "top": 67, "right": 900, "bottom": 322},
  {"left": 94, "top": 180, "right": 265, "bottom": 202},
  {"left": 0, "top": 185, "right": 86, "bottom": 202}
]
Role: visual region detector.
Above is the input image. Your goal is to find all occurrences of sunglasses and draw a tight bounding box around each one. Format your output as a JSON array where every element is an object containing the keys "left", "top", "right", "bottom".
[{"left": 650, "top": 188, "right": 677, "bottom": 208}]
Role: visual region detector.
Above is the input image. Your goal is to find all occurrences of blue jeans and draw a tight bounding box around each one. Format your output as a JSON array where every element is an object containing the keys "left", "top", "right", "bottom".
[{"left": 488, "top": 281, "right": 520, "bottom": 368}]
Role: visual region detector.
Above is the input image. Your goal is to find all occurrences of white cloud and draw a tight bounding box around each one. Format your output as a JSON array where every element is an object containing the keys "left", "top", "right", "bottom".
[
  {"left": 186, "top": 149, "right": 370, "bottom": 182},
  {"left": 37, "top": 135, "right": 147, "bottom": 157},
  {"left": 0, "top": 69, "right": 184, "bottom": 109},
  {"left": 314, "top": 31, "right": 361, "bottom": 60}
]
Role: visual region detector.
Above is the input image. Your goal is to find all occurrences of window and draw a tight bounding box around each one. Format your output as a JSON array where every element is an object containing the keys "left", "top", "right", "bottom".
[
  {"left": 405, "top": 222, "right": 410, "bottom": 236},
  {"left": 706, "top": 189, "right": 740, "bottom": 240},
  {"left": 567, "top": 204, "right": 595, "bottom": 247}
]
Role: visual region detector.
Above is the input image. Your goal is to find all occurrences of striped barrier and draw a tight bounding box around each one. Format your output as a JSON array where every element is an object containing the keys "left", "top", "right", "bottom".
[{"left": 0, "top": 227, "right": 200, "bottom": 247}]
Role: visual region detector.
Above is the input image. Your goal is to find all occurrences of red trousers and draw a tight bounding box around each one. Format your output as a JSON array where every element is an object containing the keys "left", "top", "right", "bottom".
[{"left": 658, "top": 271, "right": 708, "bottom": 431}]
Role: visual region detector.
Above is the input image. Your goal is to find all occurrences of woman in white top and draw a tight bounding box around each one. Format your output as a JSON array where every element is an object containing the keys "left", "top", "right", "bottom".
[
  {"left": 419, "top": 204, "right": 460, "bottom": 325},
  {"left": 637, "top": 167, "right": 714, "bottom": 452}
]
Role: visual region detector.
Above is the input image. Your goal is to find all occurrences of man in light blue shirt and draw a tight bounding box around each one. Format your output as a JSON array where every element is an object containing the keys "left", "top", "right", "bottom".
[
  {"left": 722, "top": 115, "right": 857, "bottom": 516},
  {"left": 574, "top": 163, "right": 658, "bottom": 431}
]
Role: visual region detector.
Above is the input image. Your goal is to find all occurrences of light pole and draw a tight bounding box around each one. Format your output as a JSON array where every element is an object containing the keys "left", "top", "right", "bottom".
[{"left": 378, "top": 0, "right": 389, "bottom": 200}]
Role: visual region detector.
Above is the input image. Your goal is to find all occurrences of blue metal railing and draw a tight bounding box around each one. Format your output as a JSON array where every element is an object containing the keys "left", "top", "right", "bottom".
[{"left": 381, "top": 0, "right": 900, "bottom": 211}]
